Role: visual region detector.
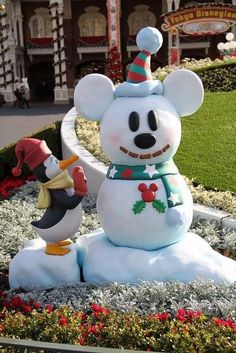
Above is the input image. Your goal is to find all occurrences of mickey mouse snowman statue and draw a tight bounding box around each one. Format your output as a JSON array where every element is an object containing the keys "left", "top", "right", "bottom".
[{"left": 76, "top": 27, "right": 236, "bottom": 284}]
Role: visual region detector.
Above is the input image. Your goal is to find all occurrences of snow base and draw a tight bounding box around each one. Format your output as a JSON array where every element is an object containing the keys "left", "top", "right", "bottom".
[
  {"left": 77, "top": 229, "right": 236, "bottom": 284},
  {"left": 9, "top": 238, "right": 81, "bottom": 289}
]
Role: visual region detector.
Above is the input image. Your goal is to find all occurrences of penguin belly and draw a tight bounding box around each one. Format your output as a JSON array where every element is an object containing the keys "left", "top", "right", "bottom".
[
  {"left": 31, "top": 188, "right": 83, "bottom": 243},
  {"left": 32, "top": 203, "right": 82, "bottom": 243},
  {"left": 97, "top": 175, "right": 193, "bottom": 250}
]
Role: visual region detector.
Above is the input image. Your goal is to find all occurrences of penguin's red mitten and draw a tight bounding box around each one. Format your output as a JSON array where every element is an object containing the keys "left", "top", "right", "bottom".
[{"left": 72, "top": 166, "right": 88, "bottom": 197}]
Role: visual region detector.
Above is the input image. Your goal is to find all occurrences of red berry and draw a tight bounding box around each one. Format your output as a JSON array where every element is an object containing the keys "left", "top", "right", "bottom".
[
  {"left": 150, "top": 183, "right": 158, "bottom": 191},
  {"left": 138, "top": 183, "right": 147, "bottom": 192},
  {"left": 142, "top": 189, "right": 156, "bottom": 202}
]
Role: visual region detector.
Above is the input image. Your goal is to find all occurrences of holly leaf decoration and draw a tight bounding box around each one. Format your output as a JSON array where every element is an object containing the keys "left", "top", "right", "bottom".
[
  {"left": 132, "top": 200, "right": 146, "bottom": 214},
  {"left": 152, "top": 199, "right": 166, "bottom": 213}
]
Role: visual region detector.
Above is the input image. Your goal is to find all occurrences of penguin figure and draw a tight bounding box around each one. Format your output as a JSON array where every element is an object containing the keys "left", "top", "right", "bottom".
[{"left": 12, "top": 138, "right": 88, "bottom": 256}]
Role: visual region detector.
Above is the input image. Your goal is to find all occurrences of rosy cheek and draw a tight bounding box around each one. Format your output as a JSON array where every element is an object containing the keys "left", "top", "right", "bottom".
[
  {"left": 109, "top": 133, "right": 121, "bottom": 144},
  {"left": 165, "top": 129, "right": 176, "bottom": 142}
]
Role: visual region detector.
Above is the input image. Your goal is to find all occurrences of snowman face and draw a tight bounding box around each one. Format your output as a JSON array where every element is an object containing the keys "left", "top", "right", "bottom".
[
  {"left": 44, "top": 155, "right": 61, "bottom": 180},
  {"left": 100, "top": 95, "right": 181, "bottom": 165}
]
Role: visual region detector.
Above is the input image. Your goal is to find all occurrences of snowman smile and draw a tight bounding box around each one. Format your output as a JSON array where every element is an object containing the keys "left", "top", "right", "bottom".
[{"left": 119, "top": 143, "right": 171, "bottom": 159}]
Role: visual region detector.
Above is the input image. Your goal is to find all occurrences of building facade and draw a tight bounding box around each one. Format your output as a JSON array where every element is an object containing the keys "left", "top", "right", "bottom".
[{"left": 0, "top": 0, "right": 235, "bottom": 103}]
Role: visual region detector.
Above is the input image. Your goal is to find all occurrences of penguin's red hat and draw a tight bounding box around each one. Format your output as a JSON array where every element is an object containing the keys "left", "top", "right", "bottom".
[{"left": 12, "top": 138, "right": 52, "bottom": 177}]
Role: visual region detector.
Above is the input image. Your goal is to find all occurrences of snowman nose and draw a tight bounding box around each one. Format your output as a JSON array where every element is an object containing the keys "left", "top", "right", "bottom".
[{"left": 134, "top": 133, "right": 156, "bottom": 149}]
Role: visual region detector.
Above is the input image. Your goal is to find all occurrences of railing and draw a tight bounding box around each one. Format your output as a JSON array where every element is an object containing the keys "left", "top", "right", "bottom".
[
  {"left": 0, "top": 337, "right": 165, "bottom": 353},
  {"left": 27, "top": 37, "right": 54, "bottom": 49},
  {"left": 77, "top": 36, "right": 108, "bottom": 47}
]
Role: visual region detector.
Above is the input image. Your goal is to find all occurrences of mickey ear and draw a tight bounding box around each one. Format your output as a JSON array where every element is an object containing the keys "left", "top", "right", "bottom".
[
  {"left": 74, "top": 73, "right": 115, "bottom": 121},
  {"left": 163, "top": 69, "right": 204, "bottom": 117}
]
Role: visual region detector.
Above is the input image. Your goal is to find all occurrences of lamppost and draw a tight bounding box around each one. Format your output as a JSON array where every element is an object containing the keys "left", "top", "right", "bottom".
[
  {"left": 217, "top": 32, "right": 236, "bottom": 57},
  {"left": 0, "top": 0, "right": 5, "bottom": 11}
]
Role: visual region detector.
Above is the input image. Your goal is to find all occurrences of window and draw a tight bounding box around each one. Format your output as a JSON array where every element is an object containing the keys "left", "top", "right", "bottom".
[
  {"left": 28, "top": 8, "right": 52, "bottom": 38},
  {"left": 78, "top": 6, "right": 106, "bottom": 37},
  {"left": 128, "top": 4, "right": 156, "bottom": 35}
]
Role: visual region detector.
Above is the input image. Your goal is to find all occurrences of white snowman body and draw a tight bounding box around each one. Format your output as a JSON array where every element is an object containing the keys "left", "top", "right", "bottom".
[
  {"left": 75, "top": 70, "right": 204, "bottom": 250},
  {"left": 98, "top": 176, "right": 192, "bottom": 250},
  {"left": 96, "top": 95, "right": 194, "bottom": 250}
]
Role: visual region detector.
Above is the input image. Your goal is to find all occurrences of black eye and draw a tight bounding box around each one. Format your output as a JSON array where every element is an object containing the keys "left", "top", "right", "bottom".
[
  {"left": 148, "top": 110, "right": 158, "bottom": 131},
  {"left": 129, "top": 111, "right": 140, "bottom": 132}
]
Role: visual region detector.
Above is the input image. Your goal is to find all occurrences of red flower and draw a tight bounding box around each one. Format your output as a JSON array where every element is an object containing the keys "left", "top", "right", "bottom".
[
  {"left": 59, "top": 316, "right": 69, "bottom": 326},
  {"left": 45, "top": 304, "right": 54, "bottom": 313},
  {"left": 177, "top": 309, "right": 186, "bottom": 316},
  {"left": 11, "top": 296, "right": 23, "bottom": 308},
  {"left": 90, "top": 304, "right": 109, "bottom": 315},
  {"left": 26, "top": 175, "right": 36, "bottom": 181},
  {"left": 89, "top": 324, "right": 98, "bottom": 334},
  {"left": 81, "top": 313, "right": 87, "bottom": 321},
  {"left": 0, "top": 175, "right": 35, "bottom": 199},
  {"left": 231, "top": 323, "right": 236, "bottom": 331},
  {"left": 90, "top": 304, "right": 100, "bottom": 312},
  {"left": 187, "top": 310, "right": 202, "bottom": 320},
  {"left": 28, "top": 299, "right": 35, "bottom": 306},
  {"left": 93, "top": 311, "right": 101, "bottom": 319},
  {"left": 97, "top": 323, "right": 104, "bottom": 330},
  {"left": 176, "top": 308, "right": 187, "bottom": 322},
  {"left": 214, "top": 317, "right": 236, "bottom": 330},
  {"left": 78, "top": 338, "right": 86, "bottom": 345},
  {"left": 156, "top": 312, "right": 170, "bottom": 321},
  {"left": 2, "top": 300, "right": 11, "bottom": 309},
  {"left": 33, "top": 302, "right": 41, "bottom": 310},
  {"left": 0, "top": 190, "right": 10, "bottom": 198},
  {"left": 22, "top": 304, "right": 32, "bottom": 313}
]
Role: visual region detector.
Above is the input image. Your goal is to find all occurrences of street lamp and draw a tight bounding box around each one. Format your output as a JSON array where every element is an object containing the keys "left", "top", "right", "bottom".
[
  {"left": 0, "top": 0, "right": 5, "bottom": 11},
  {"left": 217, "top": 32, "right": 236, "bottom": 57}
]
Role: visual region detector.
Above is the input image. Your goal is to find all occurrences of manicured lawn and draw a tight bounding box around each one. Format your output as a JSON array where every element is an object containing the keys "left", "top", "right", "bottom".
[{"left": 175, "top": 90, "right": 236, "bottom": 193}]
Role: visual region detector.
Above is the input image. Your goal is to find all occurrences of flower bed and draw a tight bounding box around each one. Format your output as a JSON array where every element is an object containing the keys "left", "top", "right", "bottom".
[{"left": 0, "top": 295, "right": 236, "bottom": 352}]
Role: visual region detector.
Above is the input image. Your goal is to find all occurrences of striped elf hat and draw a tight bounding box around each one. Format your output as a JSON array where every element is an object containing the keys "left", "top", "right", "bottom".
[
  {"left": 115, "top": 27, "right": 163, "bottom": 97},
  {"left": 127, "top": 27, "right": 163, "bottom": 84},
  {"left": 127, "top": 50, "right": 152, "bottom": 83}
]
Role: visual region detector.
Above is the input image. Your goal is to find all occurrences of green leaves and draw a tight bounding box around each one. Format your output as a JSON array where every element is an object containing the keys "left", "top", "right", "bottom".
[
  {"left": 132, "top": 200, "right": 146, "bottom": 214},
  {"left": 132, "top": 199, "right": 166, "bottom": 214},
  {"left": 152, "top": 199, "right": 166, "bottom": 213}
]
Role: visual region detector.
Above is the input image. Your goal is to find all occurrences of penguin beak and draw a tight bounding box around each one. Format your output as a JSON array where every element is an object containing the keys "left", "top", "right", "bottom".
[{"left": 59, "top": 155, "right": 78, "bottom": 170}]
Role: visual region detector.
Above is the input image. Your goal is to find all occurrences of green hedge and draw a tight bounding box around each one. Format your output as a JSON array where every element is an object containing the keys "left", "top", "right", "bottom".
[
  {"left": 0, "top": 120, "right": 62, "bottom": 180},
  {"left": 154, "top": 58, "right": 236, "bottom": 92},
  {"left": 194, "top": 62, "right": 236, "bottom": 92}
]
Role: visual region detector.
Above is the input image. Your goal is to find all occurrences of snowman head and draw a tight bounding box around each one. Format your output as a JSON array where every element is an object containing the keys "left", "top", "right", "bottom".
[{"left": 74, "top": 27, "right": 204, "bottom": 166}]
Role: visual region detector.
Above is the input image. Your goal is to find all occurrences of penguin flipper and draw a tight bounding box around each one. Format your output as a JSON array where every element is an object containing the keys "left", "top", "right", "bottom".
[{"left": 31, "top": 220, "right": 42, "bottom": 229}]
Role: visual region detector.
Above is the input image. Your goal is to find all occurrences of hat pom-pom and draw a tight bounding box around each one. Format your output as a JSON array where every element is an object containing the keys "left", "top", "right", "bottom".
[
  {"left": 136, "top": 27, "right": 163, "bottom": 55},
  {"left": 12, "top": 167, "right": 21, "bottom": 177}
]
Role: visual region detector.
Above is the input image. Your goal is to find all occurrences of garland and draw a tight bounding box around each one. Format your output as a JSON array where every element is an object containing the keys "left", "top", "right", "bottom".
[
  {"left": 0, "top": 10, "right": 13, "bottom": 88},
  {"left": 107, "top": 46, "right": 123, "bottom": 83},
  {"left": 49, "top": 1, "right": 67, "bottom": 88}
]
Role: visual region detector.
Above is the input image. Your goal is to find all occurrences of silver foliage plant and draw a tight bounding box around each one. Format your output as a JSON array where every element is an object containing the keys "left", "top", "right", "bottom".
[
  {"left": 1, "top": 181, "right": 236, "bottom": 319},
  {"left": 9, "top": 281, "right": 236, "bottom": 320}
]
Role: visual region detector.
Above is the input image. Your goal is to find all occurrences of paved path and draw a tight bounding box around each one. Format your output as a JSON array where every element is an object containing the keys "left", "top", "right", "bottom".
[{"left": 0, "top": 102, "right": 73, "bottom": 149}]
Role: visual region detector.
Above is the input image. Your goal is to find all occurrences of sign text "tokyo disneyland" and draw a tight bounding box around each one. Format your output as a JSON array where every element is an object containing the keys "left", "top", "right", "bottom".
[{"left": 161, "top": 5, "right": 236, "bottom": 31}]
